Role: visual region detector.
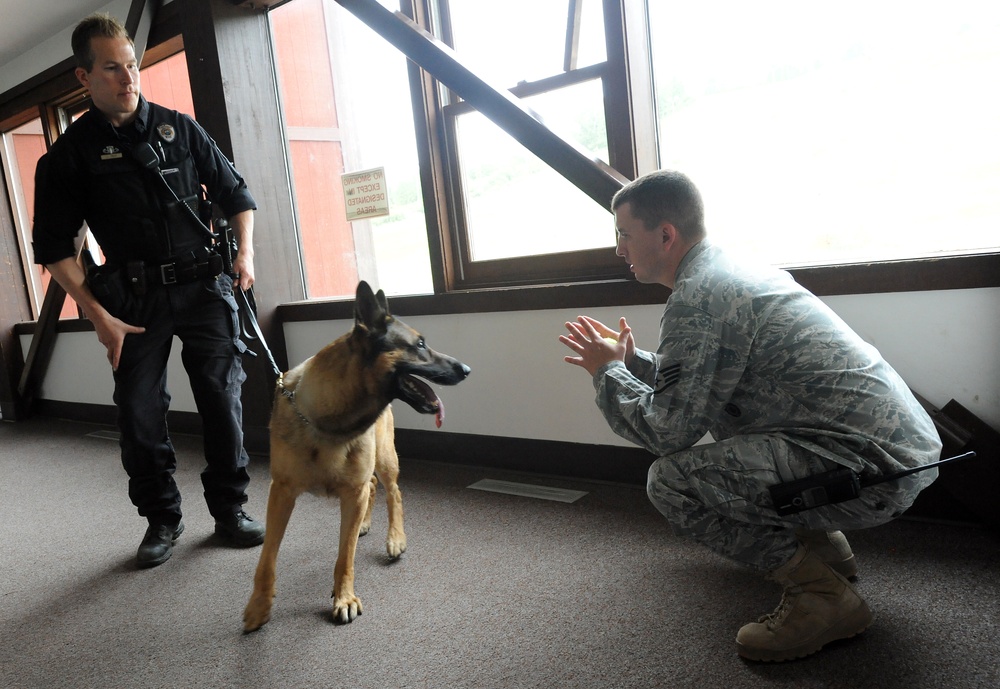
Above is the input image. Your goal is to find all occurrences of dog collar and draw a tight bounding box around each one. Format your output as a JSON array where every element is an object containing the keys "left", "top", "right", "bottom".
[
  {"left": 276, "top": 372, "right": 385, "bottom": 438},
  {"left": 277, "top": 372, "right": 313, "bottom": 428}
]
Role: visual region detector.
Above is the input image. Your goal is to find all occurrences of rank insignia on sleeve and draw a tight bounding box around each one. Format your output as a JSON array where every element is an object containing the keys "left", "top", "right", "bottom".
[
  {"left": 654, "top": 363, "right": 681, "bottom": 394},
  {"left": 156, "top": 123, "right": 176, "bottom": 143}
]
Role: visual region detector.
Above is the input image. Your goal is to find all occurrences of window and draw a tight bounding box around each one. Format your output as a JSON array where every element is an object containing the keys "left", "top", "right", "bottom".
[
  {"left": 266, "top": 0, "right": 644, "bottom": 296},
  {"left": 450, "top": 87, "right": 610, "bottom": 262},
  {"left": 0, "top": 116, "right": 64, "bottom": 317},
  {"left": 648, "top": 0, "right": 1000, "bottom": 267},
  {"left": 268, "top": 0, "right": 997, "bottom": 301},
  {"left": 437, "top": 0, "right": 634, "bottom": 288},
  {"left": 270, "top": 0, "right": 433, "bottom": 299}
]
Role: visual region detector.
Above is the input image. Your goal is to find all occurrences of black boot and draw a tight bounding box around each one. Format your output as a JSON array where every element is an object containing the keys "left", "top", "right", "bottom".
[
  {"left": 215, "top": 510, "right": 265, "bottom": 546},
  {"left": 136, "top": 521, "right": 185, "bottom": 568}
]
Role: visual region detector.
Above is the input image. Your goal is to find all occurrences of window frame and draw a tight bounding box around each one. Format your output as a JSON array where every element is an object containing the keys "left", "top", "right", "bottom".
[
  {"left": 1, "top": 98, "right": 90, "bottom": 321},
  {"left": 440, "top": 65, "right": 628, "bottom": 288},
  {"left": 417, "top": 0, "right": 648, "bottom": 290}
]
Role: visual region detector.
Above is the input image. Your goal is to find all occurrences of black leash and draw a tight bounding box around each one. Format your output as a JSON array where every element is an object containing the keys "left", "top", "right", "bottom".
[{"left": 236, "top": 285, "right": 282, "bottom": 378}]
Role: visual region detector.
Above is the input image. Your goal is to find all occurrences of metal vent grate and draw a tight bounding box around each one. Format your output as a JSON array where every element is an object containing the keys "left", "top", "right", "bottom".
[{"left": 468, "top": 479, "right": 588, "bottom": 503}]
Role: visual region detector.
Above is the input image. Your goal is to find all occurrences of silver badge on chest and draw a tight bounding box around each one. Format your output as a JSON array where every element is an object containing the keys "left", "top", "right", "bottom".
[{"left": 156, "top": 123, "right": 176, "bottom": 143}]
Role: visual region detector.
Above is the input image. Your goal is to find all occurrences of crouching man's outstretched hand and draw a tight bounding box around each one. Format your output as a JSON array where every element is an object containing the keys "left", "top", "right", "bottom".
[{"left": 560, "top": 315, "right": 634, "bottom": 376}]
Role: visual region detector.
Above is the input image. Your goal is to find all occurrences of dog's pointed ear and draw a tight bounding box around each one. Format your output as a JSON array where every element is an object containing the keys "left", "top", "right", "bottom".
[
  {"left": 354, "top": 280, "right": 391, "bottom": 335},
  {"left": 375, "top": 287, "right": 391, "bottom": 318}
]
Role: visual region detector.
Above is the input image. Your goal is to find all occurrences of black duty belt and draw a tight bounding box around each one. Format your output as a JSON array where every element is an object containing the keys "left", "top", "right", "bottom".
[
  {"left": 152, "top": 253, "right": 224, "bottom": 285},
  {"left": 122, "top": 251, "right": 224, "bottom": 294}
]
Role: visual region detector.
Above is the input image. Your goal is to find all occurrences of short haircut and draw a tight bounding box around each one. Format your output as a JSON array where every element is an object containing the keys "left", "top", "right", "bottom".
[
  {"left": 611, "top": 170, "right": 706, "bottom": 240},
  {"left": 71, "top": 13, "right": 132, "bottom": 72}
]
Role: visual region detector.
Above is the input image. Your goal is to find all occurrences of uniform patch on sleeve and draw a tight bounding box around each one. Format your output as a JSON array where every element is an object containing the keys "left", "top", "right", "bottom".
[{"left": 654, "top": 363, "right": 681, "bottom": 394}]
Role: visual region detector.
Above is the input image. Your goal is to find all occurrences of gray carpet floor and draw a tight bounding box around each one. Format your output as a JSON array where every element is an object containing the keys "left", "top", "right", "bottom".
[{"left": 1, "top": 417, "right": 998, "bottom": 689}]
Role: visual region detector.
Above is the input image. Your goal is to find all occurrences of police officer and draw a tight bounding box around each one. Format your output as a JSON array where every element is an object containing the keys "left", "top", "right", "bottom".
[
  {"left": 31, "top": 13, "right": 265, "bottom": 568},
  {"left": 560, "top": 170, "right": 942, "bottom": 661}
]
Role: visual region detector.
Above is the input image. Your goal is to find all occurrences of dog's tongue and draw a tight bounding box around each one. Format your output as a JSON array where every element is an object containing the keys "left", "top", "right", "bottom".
[{"left": 398, "top": 373, "right": 447, "bottom": 427}]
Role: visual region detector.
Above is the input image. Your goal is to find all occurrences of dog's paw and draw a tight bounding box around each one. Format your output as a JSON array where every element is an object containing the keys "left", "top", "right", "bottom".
[
  {"left": 332, "top": 595, "right": 363, "bottom": 624},
  {"left": 243, "top": 595, "right": 273, "bottom": 633},
  {"left": 358, "top": 522, "right": 372, "bottom": 538},
  {"left": 386, "top": 533, "right": 407, "bottom": 559}
]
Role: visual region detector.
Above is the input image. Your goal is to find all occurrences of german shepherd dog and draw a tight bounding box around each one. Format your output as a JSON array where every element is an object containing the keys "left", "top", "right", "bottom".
[{"left": 243, "top": 281, "right": 470, "bottom": 632}]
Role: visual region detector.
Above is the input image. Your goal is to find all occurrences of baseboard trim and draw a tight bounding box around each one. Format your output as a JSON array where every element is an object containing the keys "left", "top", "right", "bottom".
[
  {"left": 393, "top": 428, "right": 653, "bottom": 486},
  {"left": 33, "top": 400, "right": 271, "bottom": 459},
  {"left": 30, "top": 400, "right": 653, "bottom": 486},
  {"left": 26, "top": 400, "right": 992, "bottom": 526}
]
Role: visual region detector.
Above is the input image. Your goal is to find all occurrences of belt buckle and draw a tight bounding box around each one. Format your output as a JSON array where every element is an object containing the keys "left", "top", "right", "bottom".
[{"left": 160, "top": 263, "right": 178, "bottom": 285}]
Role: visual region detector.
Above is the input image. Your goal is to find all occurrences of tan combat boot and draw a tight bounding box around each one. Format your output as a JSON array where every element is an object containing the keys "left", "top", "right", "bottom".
[
  {"left": 796, "top": 529, "right": 858, "bottom": 579},
  {"left": 736, "top": 546, "right": 873, "bottom": 662}
]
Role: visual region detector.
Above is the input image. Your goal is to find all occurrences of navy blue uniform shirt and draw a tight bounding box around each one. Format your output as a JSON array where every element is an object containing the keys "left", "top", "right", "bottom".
[{"left": 32, "top": 95, "right": 256, "bottom": 265}]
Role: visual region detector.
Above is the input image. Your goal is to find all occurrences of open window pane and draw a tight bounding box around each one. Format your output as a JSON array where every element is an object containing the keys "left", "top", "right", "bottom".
[
  {"left": 455, "top": 80, "right": 612, "bottom": 262},
  {"left": 436, "top": 0, "right": 625, "bottom": 284},
  {"left": 447, "top": 0, "right": 606, "bottom": 86},
  {"left": 649, "top": 0, "right": 1000, "bottom": 267}
]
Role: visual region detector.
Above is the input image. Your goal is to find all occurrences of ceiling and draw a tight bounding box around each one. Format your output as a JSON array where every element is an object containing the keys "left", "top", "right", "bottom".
[{"left": 0, "top": 0, "right": 113, "bottom": 68}]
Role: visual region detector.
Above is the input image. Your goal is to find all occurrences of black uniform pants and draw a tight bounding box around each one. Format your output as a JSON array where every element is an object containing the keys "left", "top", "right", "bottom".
[{"left": 107, "top": 272, "right": 250, "bottom": 526}]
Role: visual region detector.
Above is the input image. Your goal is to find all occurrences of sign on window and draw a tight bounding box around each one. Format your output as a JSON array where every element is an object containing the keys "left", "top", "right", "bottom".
[{"left": 342, "top": 167, "right": 390, "bottom": 222}]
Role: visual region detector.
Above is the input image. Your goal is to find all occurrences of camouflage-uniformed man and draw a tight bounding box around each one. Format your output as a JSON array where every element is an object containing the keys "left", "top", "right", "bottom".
[{"left": 560, "top": 170, "right": 942, "bottom": 662}]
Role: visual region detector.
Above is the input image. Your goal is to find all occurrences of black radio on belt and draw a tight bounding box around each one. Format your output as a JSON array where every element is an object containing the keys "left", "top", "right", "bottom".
[
  {"left": 769, "top": 468, "right": 861, "bottom": 516},
  {"left": 769, "top": 451, "right": 976, "bottom": 516}
]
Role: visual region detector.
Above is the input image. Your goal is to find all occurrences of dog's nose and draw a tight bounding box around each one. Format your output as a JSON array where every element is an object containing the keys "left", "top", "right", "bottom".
[{"left": 458, "top": 363, "right": 471, "bottom": 379}]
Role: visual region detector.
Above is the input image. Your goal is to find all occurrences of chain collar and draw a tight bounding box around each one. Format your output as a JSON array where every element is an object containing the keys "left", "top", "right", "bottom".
[{"left": 276, "top": 372, "right": 312, "bottom": 427}]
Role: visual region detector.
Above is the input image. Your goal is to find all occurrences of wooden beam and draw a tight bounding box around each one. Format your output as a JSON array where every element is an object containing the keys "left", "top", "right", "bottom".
[
  {"left": 126, "top": 0, "right": 162, "bottom": 63},
  {"left": 181, "top": 0, "right": 302, "bottom": 429},
  {"left": 15, "top": 274, "right": 68, "bottom": 410}
]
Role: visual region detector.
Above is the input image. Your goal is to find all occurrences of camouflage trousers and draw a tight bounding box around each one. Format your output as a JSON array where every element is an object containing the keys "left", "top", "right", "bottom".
[{"left": 647, "top": 433, "right": 927, "bottom": 571}]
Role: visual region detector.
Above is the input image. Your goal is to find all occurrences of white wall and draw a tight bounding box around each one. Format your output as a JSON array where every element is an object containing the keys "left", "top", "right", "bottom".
[
  {"left": 19, "top": 329, "right": 197, "bottom": 411},
  {"left": 27, "top": 287, "right": 995, "bottom": 443}
]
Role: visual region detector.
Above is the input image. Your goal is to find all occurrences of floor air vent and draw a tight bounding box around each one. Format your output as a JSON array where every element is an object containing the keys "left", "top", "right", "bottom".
[{"left": 468, "top": 479, "right": 588, "bottom": 503}]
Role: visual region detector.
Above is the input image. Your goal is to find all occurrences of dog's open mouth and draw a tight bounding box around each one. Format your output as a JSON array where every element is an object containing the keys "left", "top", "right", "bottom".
[{"left": 396, "top": 374, "right": 446, "bottom": 427}]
